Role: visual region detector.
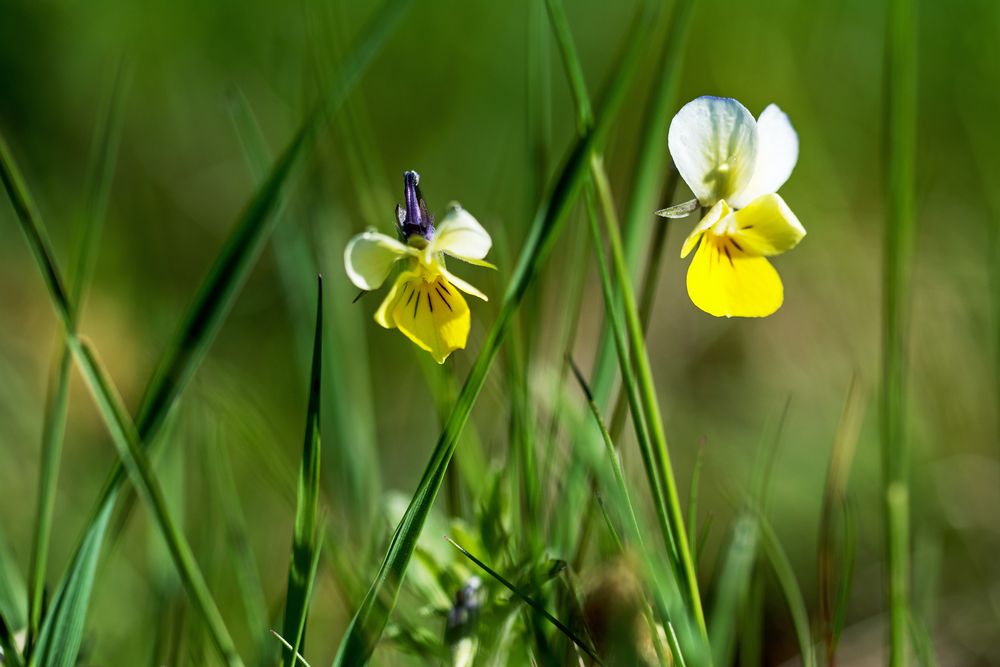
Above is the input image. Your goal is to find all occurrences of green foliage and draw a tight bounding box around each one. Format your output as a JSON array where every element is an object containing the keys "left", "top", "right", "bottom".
[{"left": 0, "top": 0, "right": 995, "bottom": 664}]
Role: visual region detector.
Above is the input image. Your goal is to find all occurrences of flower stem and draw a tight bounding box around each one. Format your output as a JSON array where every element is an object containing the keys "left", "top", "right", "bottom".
[{"left": 882, "top": 0, "right": 917, "bottom": 663}]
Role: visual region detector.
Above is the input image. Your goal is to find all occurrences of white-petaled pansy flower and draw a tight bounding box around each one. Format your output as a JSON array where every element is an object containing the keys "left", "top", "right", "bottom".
[
  {"left": 344, "top": 171, "right": 493, "bottom": 363},
  {"left": 657, "top": 96, "right": 806, "bottom": 318}
]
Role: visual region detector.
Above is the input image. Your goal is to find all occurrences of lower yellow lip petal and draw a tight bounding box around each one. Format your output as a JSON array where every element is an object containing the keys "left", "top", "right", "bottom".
[
  {"left": 388, "top": 273, "right": 470, "bottom": 363},
  {"left": 685, "top": 234, "right": 783, "bottom": 318}
]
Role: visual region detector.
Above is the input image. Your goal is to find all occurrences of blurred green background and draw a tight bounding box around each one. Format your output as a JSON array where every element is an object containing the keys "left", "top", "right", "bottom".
[{"left": 1, "top": 0, "right": 998, "bottom": 664}]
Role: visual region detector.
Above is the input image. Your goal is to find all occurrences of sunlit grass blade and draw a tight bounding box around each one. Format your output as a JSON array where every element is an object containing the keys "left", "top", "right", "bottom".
[
  {"left": 578, "top": 179, "right": 672, "bottom": 561},
  {"left": 756, "top": 514, "right": 817, "bottom": 667},
  {"left": 280, "top": 277, "right": 324, "bottom": 667},
  {"left": 271, "top": 629, "right": 313, "bottom": 667},
  {"left": 708, "top": 515, "right": 758, "bottom": 667},
  {"left": 332, "top": 14, "right": 649, "bottom": 660},
  {"left": 25, "top": 64, "right": 127, "bottom": 650},
  {"left": 588, "top": 0, "right": 696, "bottom": 407},
  {"left": 882, "top": 0, "right": 917, "bottom": 661},
  {"left": 547, "top": 0, "right": 673, "bottom": 564},
  {"left": 444, "top": 537, "right": 601, "bottom": 664},
  {"left": 545, "top": 0, "right": 706, "bottom": 637},
  {"left": 606, "top": 168, "right": 681, "bottom": 438}
]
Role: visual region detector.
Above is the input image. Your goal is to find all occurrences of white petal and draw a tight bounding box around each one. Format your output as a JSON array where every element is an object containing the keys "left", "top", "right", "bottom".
[
  {"left": 344, "top": 230, "right": 414, "bottom": 290},
  {"left": 668, "top": 96, "right": 758, "bottom": 206},
  {"left": 729, "top": 104, "right": 798, "bottom": 208},
  {"left": 429, "top": 206, "right": 492, "bottom": 262}
]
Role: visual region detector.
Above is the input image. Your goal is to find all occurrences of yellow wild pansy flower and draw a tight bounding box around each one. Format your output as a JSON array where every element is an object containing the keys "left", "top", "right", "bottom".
[
  {"left": 658, "top": 96, "right": 806, "bottom": 318},
  {"left": 344, "top": 171, "right": 493, "bottom": 363}
]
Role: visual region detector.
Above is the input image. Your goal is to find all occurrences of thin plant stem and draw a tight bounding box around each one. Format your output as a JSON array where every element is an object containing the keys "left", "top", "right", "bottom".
[
  {"left": 608, "top": 169, "right": 680, "bottom": 439},
  {"left": 882, "top": 0, "right": 917, "bottom": 663},
  {"left": 545, "top": 0, "right": 706, "bottom": 637}
]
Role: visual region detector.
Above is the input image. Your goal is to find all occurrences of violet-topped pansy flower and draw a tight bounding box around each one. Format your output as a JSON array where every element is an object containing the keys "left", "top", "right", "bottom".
[{"left": 344, "top": 171, "right": 493, "bottom": 363}]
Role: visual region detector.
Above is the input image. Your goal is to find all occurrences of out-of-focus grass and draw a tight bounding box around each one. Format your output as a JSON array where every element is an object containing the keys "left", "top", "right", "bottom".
[{"left": 0, "top": 0, "right": 997, "bottom": 665}]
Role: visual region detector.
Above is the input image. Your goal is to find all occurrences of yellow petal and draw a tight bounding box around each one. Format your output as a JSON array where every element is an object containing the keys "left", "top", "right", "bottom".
[
  {"left": 729, "top": 194, "right": 805, "bottom": 257},
  {"left": 391, "top": 274, "right": 470, "bottom": 363},
  {"left": 680, "top": 199, "right": 731, "bottom": 259},
  {"left": 686, "top": 233, "right": 783, "bottom": 318},
  {"left": 374, "top": 269, "right": 420, "bottom": 329}
]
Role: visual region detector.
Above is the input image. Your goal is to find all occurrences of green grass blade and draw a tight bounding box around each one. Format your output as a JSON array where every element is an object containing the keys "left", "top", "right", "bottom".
[
  {"left": 204, "top": 434, "right": 270, "bottom": 662},
  {"left": 26, "top": 65, "right": 127, "bottom": 648},
  {"left": 0, "top": 607, "right": 24, "bottom": 667},
  {"left": 882, "top": 0, "right": 918, "bottom": 663},
  {"left": 686, "top": 441, "right": 704, "bottom": 554},
  {"left": 68, "top": 339, "right": 242, "bottom": 666},
  {"left": 444, "top": 537, "right": 601, "bottom": 664},
  {"left": 545, "top": 0, "right": 706, "bottom": 637},
  {"left": 833, "top": 498, "right": 857, "bottom": 647},
  {"left": 1, "top": 5, "right": 409, "bottom": 663},
  {"left": 0, "top": 528, "right": 26, "bottom": 637},
  {"left": 227, "top": 89, "right": 382, "bottom": 531},
  {"left": 579, "top": 179, "right": 673, "bottom": 560},
  {"left": 271, "top": 629, "right": 314, "bottom": 667},
  {"left": 331, "top": 20, "right": 647, "bottom": 661},
  {"left": 280, "top": 277, "right": 324, "bottom": 667},
  {"left": 546, "top": 0, "right": 675, "bottom": 562},
  {"left": 26, "top": 349, "right": 71, "bottom": 650},
  {"left": 819, "top": 377, "right": 864, "bottom": 661},
  {"left": 589, "top": 0, "right": 696, "bottom": 407},
  {"left": 568, "top": 357, "right": 643, "bottom": 548},
  {"left": 0, "top": 135, "right": 71, "bottom": 323},
  {"left": 31, "top": 503, "right": 112, "bottom": 667},
  {"left": 708, "top": 515, "right": 758, "bottom": 667},
  {"left": 133, "top": 0, "right": 407, "bottom": 443},
  {"left": 569, "top": 358, "right": 691, "bottom": 667},
  {"left": 757, "top": 515, "right": 817, "bottom": 667},
  {"left": 606, "top": 168, "right": 680, "bottom": 438}
]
